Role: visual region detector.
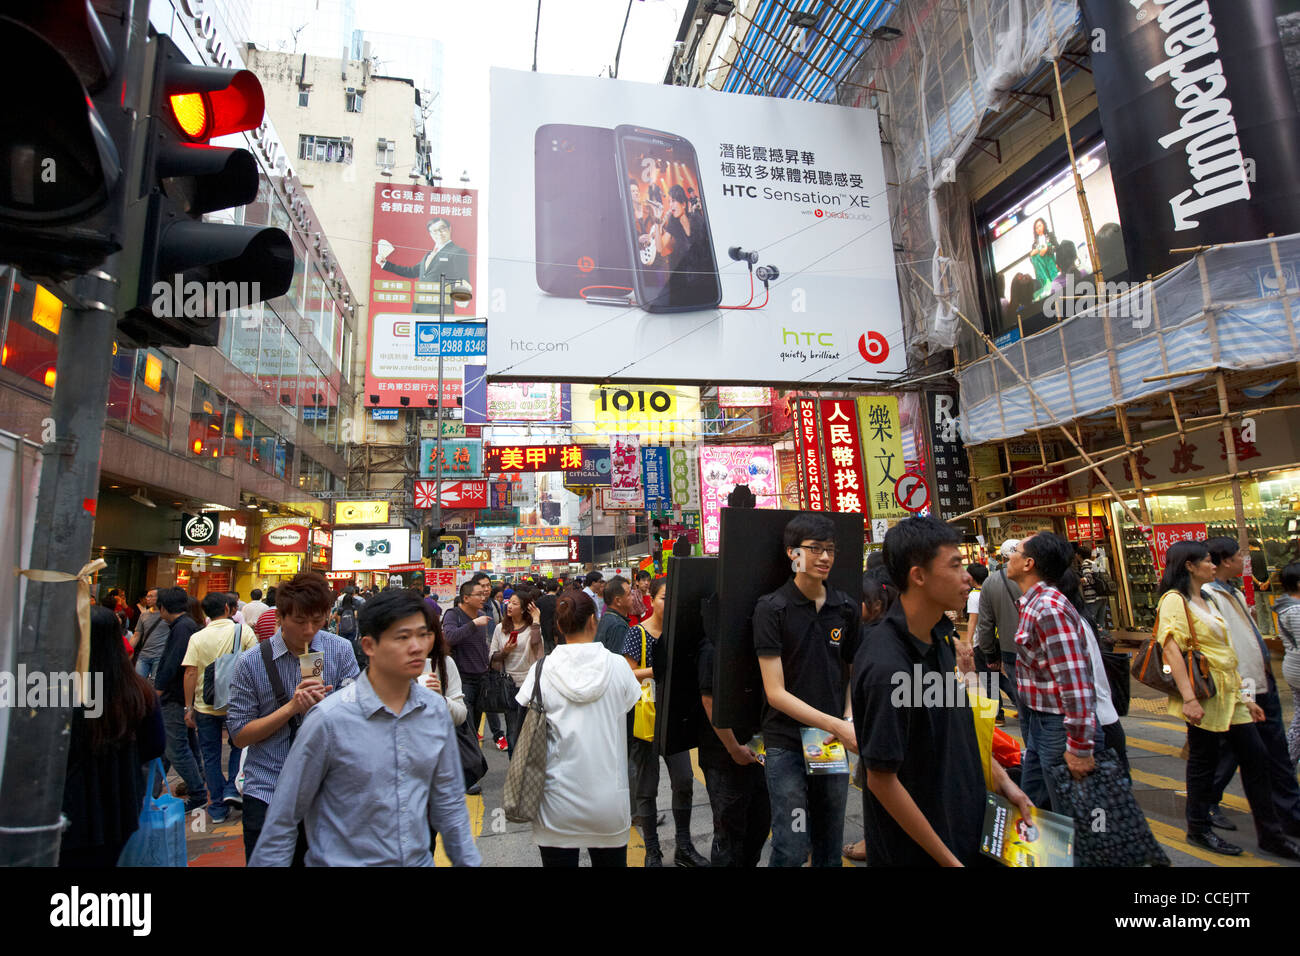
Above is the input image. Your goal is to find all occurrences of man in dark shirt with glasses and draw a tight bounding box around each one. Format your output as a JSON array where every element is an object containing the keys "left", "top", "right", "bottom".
[{"left": 754, "top": 512, "right": 861, "bottom": 867}]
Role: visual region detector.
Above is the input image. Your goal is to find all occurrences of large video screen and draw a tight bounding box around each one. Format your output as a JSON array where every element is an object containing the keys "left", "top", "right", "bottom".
[
  {"left": 331, "top": 528, "right": 411, "bottom": 572},
  {"left": 979, "top": 140, "right": 1128, "bottom": 335}
]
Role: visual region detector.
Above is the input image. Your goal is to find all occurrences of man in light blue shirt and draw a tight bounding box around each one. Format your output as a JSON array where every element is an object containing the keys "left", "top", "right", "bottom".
[{"left": 249, "top": 589, "right": 480, "bottom": 867}]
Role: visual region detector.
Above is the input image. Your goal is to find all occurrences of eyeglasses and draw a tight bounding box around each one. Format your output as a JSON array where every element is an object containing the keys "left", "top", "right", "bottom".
[{"left": 799, "top": 544, "right": 836, "bottom": 557}]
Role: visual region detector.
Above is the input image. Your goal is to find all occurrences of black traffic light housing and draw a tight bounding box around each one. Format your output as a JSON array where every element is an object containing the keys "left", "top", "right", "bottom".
[
  {"left": 0, "top": 2, "right": 124, "bottom": 281},
  {"left": 117, "top": 34, "right": 293, "bottom": 348}
]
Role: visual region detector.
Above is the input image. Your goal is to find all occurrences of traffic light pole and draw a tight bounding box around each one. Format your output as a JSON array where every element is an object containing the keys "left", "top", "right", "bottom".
[{"left": 0, "top": 263, "right": 122, "bottom": 865}]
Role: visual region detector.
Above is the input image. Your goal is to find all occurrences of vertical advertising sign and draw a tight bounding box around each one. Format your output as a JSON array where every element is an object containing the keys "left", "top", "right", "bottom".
[
  {"left": 698, "top": 445, "right": 778, "bottom": 554},
  {"left": 367, "top": 184, "right": 481, "bottom": 407},
  {"left": 792, "top": 399, "right": 826, "bottom": 511},
  {"left": 776, "top": 448, "right": 800, "bottom": 510},
  {"left": 609, "top": 434, "right": 642, "bottom": 505},
  {"left": 668, "top": 444, "right": 701, "bottom": 511},
  {"left": 928, "top": 392, "right": 974, "bottom": 520},
  {"left": 641, "top": 446, "right": 671, "bottom": 511},
  {"left": 1078, "top": 1, "right": 1300, "bottom": 278},
  {"left": 858, "top": 396, "right": 908, "bottom": 520},
  {"left": 818, "top": 399, "right": 868, "bottom": 515}
]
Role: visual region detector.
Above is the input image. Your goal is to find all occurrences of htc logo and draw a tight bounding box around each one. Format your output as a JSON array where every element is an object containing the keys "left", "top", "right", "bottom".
[
  {"left": 782, "top": 328, "right": 834, "bottom": 346},
  {"left": 721, "top": 184, "right": 757, "bottom": 198}
]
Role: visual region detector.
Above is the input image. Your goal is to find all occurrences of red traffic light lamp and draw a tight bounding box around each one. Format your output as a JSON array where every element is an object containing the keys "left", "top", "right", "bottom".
[{"left": 119, "top": 35, "right": 292, "bottom": 348}]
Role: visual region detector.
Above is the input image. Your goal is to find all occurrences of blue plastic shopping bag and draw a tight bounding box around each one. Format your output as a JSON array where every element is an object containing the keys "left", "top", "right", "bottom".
[{"left": 118, "top": 758, "right": 188, "bottom": 867}]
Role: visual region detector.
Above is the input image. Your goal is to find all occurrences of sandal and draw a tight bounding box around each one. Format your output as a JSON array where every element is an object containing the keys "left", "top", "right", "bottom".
[{"left": 842, "top": 840, "right": 867, "bottom": 862}]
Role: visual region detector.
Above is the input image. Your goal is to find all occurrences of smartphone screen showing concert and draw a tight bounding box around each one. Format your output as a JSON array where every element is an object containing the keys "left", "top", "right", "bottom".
[{"left": 617, "top": 127, "right": 720, "bottom": 311}]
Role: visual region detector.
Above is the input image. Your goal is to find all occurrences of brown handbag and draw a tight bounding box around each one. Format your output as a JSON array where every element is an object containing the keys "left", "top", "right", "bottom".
[{"left": 1130, "top": 595, "right": 1216, "bottom": 701}]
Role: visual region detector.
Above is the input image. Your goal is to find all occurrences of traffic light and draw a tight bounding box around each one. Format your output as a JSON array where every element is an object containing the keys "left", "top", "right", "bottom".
[
  {"left": 0, "top": 2, "right": 125, "bottom": 281},
  {"left": 117, "top": 34, "right": 293, "bottom": 348}
]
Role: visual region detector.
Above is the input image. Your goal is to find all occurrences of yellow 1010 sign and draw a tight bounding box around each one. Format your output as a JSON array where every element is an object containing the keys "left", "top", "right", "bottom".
[{"left": 570, "top": 384, "right": 701, "bottom": 445}]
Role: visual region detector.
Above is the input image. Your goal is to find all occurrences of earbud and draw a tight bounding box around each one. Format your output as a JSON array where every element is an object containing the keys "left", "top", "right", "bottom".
[
  {"left": 756, "top": 264, "right": 780, "bottom": 283},
  {"left": 728, "top": 246, "right": 759, "bottom": 266}
]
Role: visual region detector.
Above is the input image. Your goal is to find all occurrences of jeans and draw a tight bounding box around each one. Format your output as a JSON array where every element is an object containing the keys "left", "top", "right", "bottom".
[
  {"left": 703, "top": 761, "right": 770, "bottom": 866},
  {"left": 999, "top": 651, "right": 1019, "bottom": 712},
  {"left": 135, "top": 656, "right": 161, "bottom": 684},
  {"left": 538, "top": 845, "right": 626, "bottom": 867},
  {"left": 1186, "top": 720, "right": 1287, "bottom": 843},
  {"left": 160, "top": 701, "right": 207, "bottom": 804},
  {"left": 628, "top": 737, "right": 695, "bottom": 850},
  {"left": 1209, "top": 688, "right": 1300, "bottom": 836},
  {"left": 1019, "top": 707, "right": 1106, "bottom": 813},
  {"left": 242, "top": 795, "right": 308, "bottom": 865},
  {"left": 461, "top": 671, "right": 487, "bottom": 740},
  {"left": 764, "top": 745, "right": 848, "bottom": 867},
  {"left": 194, "top": 711, "right": 241, "bottom": 811}
]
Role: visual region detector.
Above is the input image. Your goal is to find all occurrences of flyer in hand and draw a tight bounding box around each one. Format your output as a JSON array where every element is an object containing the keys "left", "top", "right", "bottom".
[
  {"left": 980, "top": 792, "right": 1074, "bottom": 867},
  {"left": 800, "top": 726, "right": 849, "bottom": 775}
]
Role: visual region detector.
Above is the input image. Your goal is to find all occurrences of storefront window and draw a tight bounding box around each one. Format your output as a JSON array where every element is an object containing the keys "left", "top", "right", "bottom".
[
  {"left": 224, "top": 400, "right": 253, "bottom": 464},
  {"left": 278, "top": 330, "right": 300, "bottom": 413},
  {"left": 129, "top": 348, "right": 176, "bottom": 447},
  {"left": 2, "top": 272, "right": 61, "bottom": 389},
  {"left": 227, "top": 304, "right": 263, "bottom": 379},
  {"left": 106, "top": 343, "right": 135, "bottom": 427},
  {"left": 189, "top": 378, "right": 226, "bottom": 465}
]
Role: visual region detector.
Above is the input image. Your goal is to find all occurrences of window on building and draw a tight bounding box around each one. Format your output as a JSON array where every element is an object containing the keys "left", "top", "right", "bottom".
[
  {"left": 189, "top": 379, "right": 226, "bottom": 465},
  {"left": 376, "top": 138, "right": 395, "bottom": 168},
  {"left": 298, "top": 88, "right": 310, "bottom": 108},
  {"left": 346, "top": 88, "right": 364, "bottom": 113},
  {"left": 129, "top": 348, "right": 176, "bottom": 446},
  {"left": 223, "top": 400, "right": 252, "bottom": 465},
  {"left": 106, "top": 343, "right": 134, "bottom": 428},
  {"left": 297, "top": 134, "right": 352, "bottom": 164},
  {"left": 2, "top": 272, "right": 61, "bottom": 390}
]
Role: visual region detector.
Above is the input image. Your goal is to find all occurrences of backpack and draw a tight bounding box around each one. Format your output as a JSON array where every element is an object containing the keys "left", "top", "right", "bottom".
[
  {"left": 202, "top": 622, "right": 246, "bottom": 711},
  {"left": 338, "top": 604, "right": 358, "bottom": 637}
]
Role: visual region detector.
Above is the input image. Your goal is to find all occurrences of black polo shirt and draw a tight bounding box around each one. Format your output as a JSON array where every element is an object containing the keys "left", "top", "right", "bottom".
[
  {"left": 852, "top": 600, "right": 986, "bottom": 867},
  {"left": 752, "top": 579, "right": 860, "bottom": 752}
]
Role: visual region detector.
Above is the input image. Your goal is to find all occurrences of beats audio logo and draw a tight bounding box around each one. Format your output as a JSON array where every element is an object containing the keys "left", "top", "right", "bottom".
[
  {"left": 858, "top": 331, "right": 889, "bottom": 364},
  {"left": 576, "top": 256, "right": 595, "bottom": 273}
]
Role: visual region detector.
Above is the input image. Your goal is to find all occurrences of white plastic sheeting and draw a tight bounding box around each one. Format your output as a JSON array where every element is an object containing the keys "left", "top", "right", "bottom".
[
  {"left": 836, "top": 0, "right": 1080, "bottom": 355},
  {"left": 955, "top": 233, "right": 1300, "bottom": 444}
]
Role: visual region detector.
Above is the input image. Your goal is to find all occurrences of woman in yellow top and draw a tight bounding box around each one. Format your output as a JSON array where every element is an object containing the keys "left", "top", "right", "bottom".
[{"left": 1158, "top": 541, "right": 1300, "bottom": 860}]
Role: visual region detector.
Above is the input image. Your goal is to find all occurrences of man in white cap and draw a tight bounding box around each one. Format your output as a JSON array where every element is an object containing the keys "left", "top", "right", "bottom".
[{"left": 974, "top": 539, "right": 1023, "bottom": 724}]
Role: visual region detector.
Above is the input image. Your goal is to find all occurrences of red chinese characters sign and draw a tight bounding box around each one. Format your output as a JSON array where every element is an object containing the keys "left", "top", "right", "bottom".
[
  {"left": 818, "top": 399, "right": 867, "bottom": 514},
  {"left": 1013, "top": 465, "right": 1069, "bottom": 514},
  {"left": 1153, "top": 523, "right": 1206, "bottom": 570},
  {"left": 482, "top": 444, "right": 584, "bottom": 473},
  {"left": 793, "top": 399, "right": 825, "bottom": 511},
  {"left": 1064, "top": 517, "right": 1107, "bottom": 541}
]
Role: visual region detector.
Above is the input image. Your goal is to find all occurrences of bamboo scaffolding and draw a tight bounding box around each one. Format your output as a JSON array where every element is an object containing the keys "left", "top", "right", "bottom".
[{"left": 909, "top": 267, "right": 1146, "bottom": 526}]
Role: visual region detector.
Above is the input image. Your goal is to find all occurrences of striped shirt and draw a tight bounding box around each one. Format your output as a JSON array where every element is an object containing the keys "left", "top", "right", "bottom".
[
  {"left": 226, "top": 630, "right": 360, "bottom": 804},
  {"left": 1013, "top": 581, "right": 1096, "bottom": 757}
]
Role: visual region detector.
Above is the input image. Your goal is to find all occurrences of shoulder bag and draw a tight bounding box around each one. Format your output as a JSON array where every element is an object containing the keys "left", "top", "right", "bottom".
[
  {"left": 260, "top": 639, "right": 304, "bottom": 742},
  {"left": 503, "top": 658, "right": 547, "bottom": 823},
  {"left": 203, "top": 621, "right": 244, "bottom": 710},
  {"left": 631, "top": 625, "right": 656, "bottom": 742},
  {"left": 1130, "top": 595, "right": 1216, "bottom": 701},
  {"left": 482, "top": 629, "right": 519, "bottom": 714}
]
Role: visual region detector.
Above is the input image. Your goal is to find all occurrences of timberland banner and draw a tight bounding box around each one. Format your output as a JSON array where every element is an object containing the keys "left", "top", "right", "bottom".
[{"left": 1079, "top": 0, "right": 1300, "bottom": 278}]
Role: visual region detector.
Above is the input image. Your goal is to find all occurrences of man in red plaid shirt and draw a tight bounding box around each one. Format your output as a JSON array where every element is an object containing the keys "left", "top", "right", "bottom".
[{"left": 1006, "top": 532, "right": 1101, "bottom": 812}]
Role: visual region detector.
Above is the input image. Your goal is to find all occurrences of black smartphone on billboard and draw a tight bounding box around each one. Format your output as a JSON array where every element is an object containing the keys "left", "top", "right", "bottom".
[
  {"left": 534, "top": 124, "right": 631, "bottom": 299},
  {"left": 615, "top": 125, "right": 721, "bottom": 312}
]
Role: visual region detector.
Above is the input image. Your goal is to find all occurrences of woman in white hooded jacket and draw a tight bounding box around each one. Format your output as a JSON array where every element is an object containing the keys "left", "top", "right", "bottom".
[{"left": 515, "top": 590, "right": 641, "bottom": 867}]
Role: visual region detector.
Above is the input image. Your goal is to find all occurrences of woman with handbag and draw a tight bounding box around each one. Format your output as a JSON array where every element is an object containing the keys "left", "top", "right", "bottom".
[
  {"left": 60, "top": 606, "right": 166, "bottom": 867},
  {"left": 1156, "top": 541, "right": 1297, "bottom": 858},
  {"left": 488, "top": 590, "right": 542, "bottom": 757},
  {"left": 513, "top": 591, "right": 641, "bottom": 867},
  {"left": 622, "top": 578, "right": 710, "bottom": 867}
]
